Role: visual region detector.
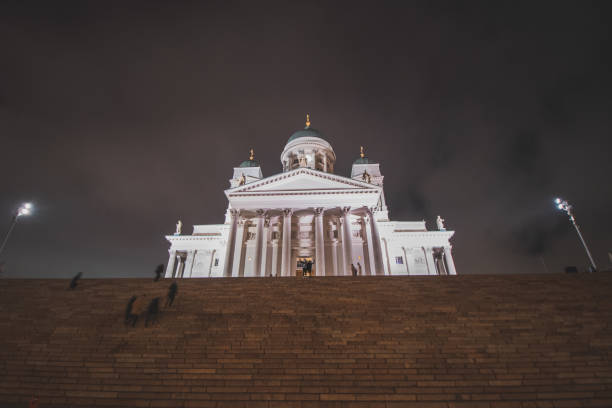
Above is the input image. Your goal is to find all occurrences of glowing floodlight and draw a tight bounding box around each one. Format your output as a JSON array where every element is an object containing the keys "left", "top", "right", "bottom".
[
  {"left": 553, "top": 197, "right": 597, "bottom": 272},
  {"left": 16, "top": 203, "right": 32, "bottom": 217},
  {"left": 1, "top": 202, "right": 34, "bottom": 256}
]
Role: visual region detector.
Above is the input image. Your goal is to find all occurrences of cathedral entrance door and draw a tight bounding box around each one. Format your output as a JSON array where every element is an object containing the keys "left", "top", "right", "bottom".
[{"left": 296, "top": 257, "right": 314, "bottom": 277}]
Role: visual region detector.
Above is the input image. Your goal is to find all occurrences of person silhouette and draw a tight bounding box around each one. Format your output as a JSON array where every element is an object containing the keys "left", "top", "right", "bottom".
[
  {"left": 154, "top": 264, "right": 164, "bottom": 281},
  {"left": 357, "top": 262, "right": 362, "bottom": 276},
  {"left": 350, "top": 264, "right": 357, "bottom": 276},
  {"left": 145, "top": 297, "right": 160, "bottom": 327},
  {"left": 69, "top": 272, "right": 83, "bottom": 289},
  {"left": 166, "top": 282, "right": 178, "bottom": 307},
  {"left": 124, "top": 296, "right": 139, "bottom": 327}
]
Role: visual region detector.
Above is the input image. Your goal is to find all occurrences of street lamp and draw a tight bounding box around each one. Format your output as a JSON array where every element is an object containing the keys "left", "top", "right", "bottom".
[
  {"left": 0, "top": 202, "right": 33, "bottom": 257},
  {"left": 554, "top": 198, "right": 597, "bottom": 272}
]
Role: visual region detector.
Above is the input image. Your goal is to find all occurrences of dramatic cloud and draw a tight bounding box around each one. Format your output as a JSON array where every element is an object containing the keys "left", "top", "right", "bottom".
[{"left": 1, "top": 1, "right": 611, "bottom": 277}]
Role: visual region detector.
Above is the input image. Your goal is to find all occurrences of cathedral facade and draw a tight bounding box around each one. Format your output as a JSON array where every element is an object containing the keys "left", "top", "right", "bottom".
[{"left": 164, "top": 117, "right": 457, "bottom": 278}]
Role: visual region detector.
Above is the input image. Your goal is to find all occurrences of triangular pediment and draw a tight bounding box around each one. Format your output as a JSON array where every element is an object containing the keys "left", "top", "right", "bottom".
[{"left": 227, "top": 168, "right": 379, "bottom": 195}]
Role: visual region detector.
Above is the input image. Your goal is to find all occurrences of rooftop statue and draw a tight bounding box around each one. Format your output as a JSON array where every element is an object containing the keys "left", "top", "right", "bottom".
[{"left": 436, "top": 215, "right": 446, "bottom": 231}]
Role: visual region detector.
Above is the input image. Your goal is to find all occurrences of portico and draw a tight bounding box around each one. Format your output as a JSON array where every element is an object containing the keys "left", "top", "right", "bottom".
[{"left": 164, "top": 116, "right": 457, "bottom": 278}]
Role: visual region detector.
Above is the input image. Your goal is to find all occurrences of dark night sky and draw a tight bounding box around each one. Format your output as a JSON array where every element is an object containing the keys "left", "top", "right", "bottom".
[{"left": 1, "top": 1, "right": 611, "bottom": 278}]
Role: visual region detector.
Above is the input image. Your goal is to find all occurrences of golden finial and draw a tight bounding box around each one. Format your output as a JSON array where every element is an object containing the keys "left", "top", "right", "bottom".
[
  {"left": 360, "top": 146, "right": 365, "bottom": 158},
  {"left": 305, "top": 113, "right": 311, "bottom": 128},
  {"left": 249, "top": 148, "right": 254, "bottom": 161}
]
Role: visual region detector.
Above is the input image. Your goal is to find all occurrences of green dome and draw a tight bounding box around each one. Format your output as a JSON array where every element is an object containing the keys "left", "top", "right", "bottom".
[
  {"left": 287, "top": 126, "right": 324, "bottom": 143},
  {"left": 239, "top": 159, "right": 259, "bottom": 167},
  {"left": 353, "top": 157, "right": 374, "bottom": 164}
]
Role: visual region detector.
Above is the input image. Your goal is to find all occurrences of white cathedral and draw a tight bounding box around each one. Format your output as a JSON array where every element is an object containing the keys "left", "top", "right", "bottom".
[{"left": 164, "top": 115, "right": 457, "bottom": 278}]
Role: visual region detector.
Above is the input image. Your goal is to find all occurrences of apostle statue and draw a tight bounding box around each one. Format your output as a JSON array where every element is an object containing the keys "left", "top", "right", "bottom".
[
  {"left": 238, "top": 173, "right": 246, "bottom": 186},
  {"left": 436, "top": 215, "right": 445, "bottom": 231},
  {"left": 362, "top": 170, "right": 371, "bottom": 183},
  {"left": 175, "top": 220, "right": 183, "bottom": 235}
]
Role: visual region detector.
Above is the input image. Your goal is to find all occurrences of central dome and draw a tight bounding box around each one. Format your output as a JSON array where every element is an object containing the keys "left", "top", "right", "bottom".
[
  {"left": 281, "top": 114, "right": 336, "bottom": 174},
  {"left": 287, "top": 126, "right": 324, "bottom": 143}
]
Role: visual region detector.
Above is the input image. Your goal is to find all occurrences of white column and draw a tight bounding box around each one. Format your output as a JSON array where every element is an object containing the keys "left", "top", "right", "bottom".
[
  {"left": 338, "top": 217, "right": 347, "bottom": 275},
  {"left": 364, "top": 215, "right": 376, "bottom": 276},
  {"left": 260, "top": 217, "right": 270, "bottom": 277},
  {"left": 271, "top": 241, "right": 279, "bottom": 277},
  {"left": 329, "top": 220, "right": 338, "bottom": 276},
  {"left": 184, "top": 250, "right": 196, "bottom": 278},
  {"left": 165, "top": 250, "right": 177, "bottom": 278},
  {"left": 280, "top": 209, "right": 292, "bottom": 277},
  {"left": 223, "top": 209, "right": 238, "bottom": 277},
  {"left": 341, "top": 207, "right": 353, "bottom": 274},
  {"left": 331, "top": 242, "right": 338, "bottom": 276},
  {"left": 368, "top": 208, "right": 385, "bottom": 275},
  {"left": 424, "top": 247, "right": 436, "bottom": 275},
  {"left": 232, "top": 217, "right": 247, "bottom": 277},
  {"left": 444, "top": 246, "right": 457, "bottom": 275},
  {"left": 401, "top": 247, "right": 410, "bottom": 275},
  {"left": 314, "top": 207, "right": 325, "bottom": 276},
  {"left": 253, "top": 210, "right": 265, "bottom": 277},
  {"left": 176, "top": 256, "right": 184, "bottom": 278}
]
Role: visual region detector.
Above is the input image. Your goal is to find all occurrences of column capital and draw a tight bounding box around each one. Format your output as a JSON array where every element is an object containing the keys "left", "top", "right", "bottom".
[
  {"left": 341, "top": 206, "right": 351, "bottom": 215},
  {"left": 283, "top": 208, "right": 293, "bottom": 217},
  {"left": 314, "top": 207, "right": 324, "bottom": 216},
  {"left": 256, "top": 209, "right": 265, "bottom": 216},
  {"left": 264, "top": 218, "right": 271, "bottom": 227},
  {"left": 229, "top": 208, "right": 239, "bottom": 216}
]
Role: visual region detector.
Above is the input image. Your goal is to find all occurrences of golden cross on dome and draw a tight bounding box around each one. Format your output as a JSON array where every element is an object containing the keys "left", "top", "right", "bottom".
[
  {"left": 249, "top": 148, "right": 254, "bottom": 160},
  {"left": 360, "top": 146, "right": 365, "bottom": 158},
  {"left": 305, "top": 113, "right": 311, "bottom": 128}
]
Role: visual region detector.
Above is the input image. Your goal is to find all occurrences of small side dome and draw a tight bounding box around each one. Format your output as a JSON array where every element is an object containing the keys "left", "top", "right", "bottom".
[
  {"left": 353, "top": 157, "right": 372, "bottom": 164},
  {"left": 239, "top": 159, "right": 259, "bottom": 167},
  {"left": 353, "top": 146, "right": 375, "bottom": 164}
]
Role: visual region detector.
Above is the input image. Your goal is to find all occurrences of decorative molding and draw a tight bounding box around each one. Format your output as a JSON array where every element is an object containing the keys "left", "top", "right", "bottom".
[{"left": 228, "top": 167, "right": 381, "bottom": 194}]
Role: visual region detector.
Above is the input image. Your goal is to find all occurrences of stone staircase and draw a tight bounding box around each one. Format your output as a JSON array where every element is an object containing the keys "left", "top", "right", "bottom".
[{"left": 1, "top": 274, "right": 612, "bottom": 408}]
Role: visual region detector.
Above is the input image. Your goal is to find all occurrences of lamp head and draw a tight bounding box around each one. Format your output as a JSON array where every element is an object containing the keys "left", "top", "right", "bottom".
[
  {"left": 17, "top": 202, "right": 33, "bottom": 217},
  {"left": 554, "top": 198, "right": 562, "bottom": 204}
]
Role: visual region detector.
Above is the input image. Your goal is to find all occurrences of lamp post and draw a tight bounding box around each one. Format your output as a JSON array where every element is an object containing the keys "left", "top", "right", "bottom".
[
  {"left": 0, "top": 203, "right": 33, "bottom": 257},
  {"left": 554, "top": 198, "right": 597, "bottom": 272}
]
